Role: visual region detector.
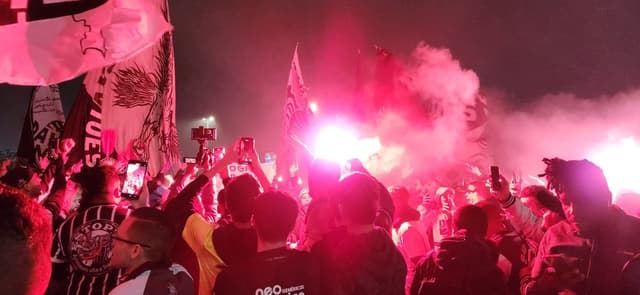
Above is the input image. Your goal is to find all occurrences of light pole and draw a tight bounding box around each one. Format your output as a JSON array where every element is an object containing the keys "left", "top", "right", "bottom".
[{"left": 201, "top": 116, "right": 215, "bottom": 128}]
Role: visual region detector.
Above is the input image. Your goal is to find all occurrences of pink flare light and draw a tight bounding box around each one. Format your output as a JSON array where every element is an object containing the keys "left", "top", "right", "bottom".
[{"left": 587, "top": 137, "right": 640, "bottom": 199}]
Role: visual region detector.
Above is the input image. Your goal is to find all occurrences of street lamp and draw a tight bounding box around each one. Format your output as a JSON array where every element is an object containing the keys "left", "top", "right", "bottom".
[{"left": 201, "top": 116, "right": 215, "bottom": 128}]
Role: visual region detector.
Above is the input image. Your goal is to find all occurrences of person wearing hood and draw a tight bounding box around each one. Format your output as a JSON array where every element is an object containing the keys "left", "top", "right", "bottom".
[
  {"left": 523, "top": 158, "right": 640, "bottom": 294},
  {"left": 311, "top": 172, "right": 407, "bottom": 295}
]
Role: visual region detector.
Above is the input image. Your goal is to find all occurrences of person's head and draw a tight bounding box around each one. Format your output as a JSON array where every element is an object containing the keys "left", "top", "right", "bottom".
[
  {"left": 225, "top": 174, "right": 261, "bottom": 223},
  {"left": 252, "top": 191, "right": 298, "bottom": 243},
  {"left": 308, "top": 159, "right": 341, "bottom": 200},
  {"left": 109, "top": 208, "right": 175, "bottom": 272},
  {"left": 465, "top": 181, "right": 489, "bottom": 205},
  {"left": 476, "top": 200, "right": 505, "bottom": 238},
  {"left": 520, "top": 185, "right": 565, "bottom": 218},
  {"left": 0, "top": 160, "right": 42, "bottom": 198},
  {"left": 0, "top": 192, "right": 52, "bottom": 295},
  {"left": 540, "top": 157, "right": 612, "bottom": 236},
  {"left": 453, "top": 205, "right": 488, "bottom": 238},
  {"left": 335, "top": 172, "right": 380, "bottom": 226},
  {"left": 71, "top": 164, "right": 121, "bottom": 211},
  {"left": 389, "top": 185, "right": 410, "bottom": 208}
]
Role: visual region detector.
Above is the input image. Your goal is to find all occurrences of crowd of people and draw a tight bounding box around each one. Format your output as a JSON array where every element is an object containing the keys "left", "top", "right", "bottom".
[{"left": 0, "top": 137, "right": 639, "bottom": 295}]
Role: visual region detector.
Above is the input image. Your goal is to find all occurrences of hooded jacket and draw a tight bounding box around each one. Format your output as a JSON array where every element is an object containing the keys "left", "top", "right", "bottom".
[{"left": 311, "top": 227, "right": 407, "bottom": 295}]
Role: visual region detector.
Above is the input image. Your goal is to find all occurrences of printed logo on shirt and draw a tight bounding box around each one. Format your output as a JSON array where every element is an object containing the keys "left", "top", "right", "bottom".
[
  {"left": 70, "top": 219, "right": 118, "bottom": 275},
  {"left": 255, "top": 284, "right": 305, "bottom": 295}
]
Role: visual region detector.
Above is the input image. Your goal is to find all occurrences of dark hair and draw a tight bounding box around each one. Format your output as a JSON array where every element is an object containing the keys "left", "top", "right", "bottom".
[
  {"left": 521, "top": 185, "right": 565, "bottom": 218},
  {"left": 71, "top": 165, "right": 119, "bottom": 211},
  {"left": 0, "top": 192, "right": 52, "bottom": 295},
  {"left": 336, "top": 172, "right": 379, "bottom": 225},
  {"left": 128, "top": 207, "right": 175, "bottom": 262},
  {"left": 540, "top": 158, "right": 611, "bottom": 205},
  {"left": 225, "top": 174, "right": 261, "bottom": 223},
  {"left": 454, "top": 205, "right": 488, "bottom": 238},
  {"left": 253, "top": 191, "right": 298, "bottom": 243},
  {"left": 0, "top": 158, "right": 36, "bottom": 189}
]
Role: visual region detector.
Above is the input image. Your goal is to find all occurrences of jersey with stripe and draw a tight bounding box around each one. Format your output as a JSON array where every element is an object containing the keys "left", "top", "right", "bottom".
[{"left": 52, "top": 204, "right": 131, "bottom": 295}]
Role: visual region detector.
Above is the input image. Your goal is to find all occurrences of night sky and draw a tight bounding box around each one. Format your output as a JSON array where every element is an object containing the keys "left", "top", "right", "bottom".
[{"left": 2, "top": 0, "right": 640, "bottom": 157}]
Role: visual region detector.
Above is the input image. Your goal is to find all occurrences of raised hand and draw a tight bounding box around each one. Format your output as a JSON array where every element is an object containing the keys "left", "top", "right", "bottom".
[{"left": 490, "top": 175, "right": 512, "bottom": 202}]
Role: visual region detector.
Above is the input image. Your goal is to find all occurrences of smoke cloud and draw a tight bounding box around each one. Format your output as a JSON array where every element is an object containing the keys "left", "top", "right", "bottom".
[
  {"left": 359, "top": 42, "right": 640, "bottom": 209},
  {"left": 490, "top": 90, "right": 640, "bottom": 187},
  {"left": 361, "top": 44, "right": 484, "bottom": 186}
]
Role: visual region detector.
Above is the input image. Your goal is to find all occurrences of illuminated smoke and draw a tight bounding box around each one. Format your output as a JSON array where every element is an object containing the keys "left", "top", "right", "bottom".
[
  {"left": 490, "top": 89, "right": 640, "bottom": 205},
  {"left": 353, "top": 42, "right": 640, "bottom": 215},
  {"left": 403, "top": 42, "right": 479, "bottom": 107},
  {"left": 588, "top": 137, "right": 640, "bottom": 196},
  {"left": 359, "top": 44, "right": 483, "bottom": 186}
]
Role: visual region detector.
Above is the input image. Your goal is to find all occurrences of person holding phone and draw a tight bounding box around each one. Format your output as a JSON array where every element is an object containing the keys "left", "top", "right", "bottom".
[
  {"left": 524, "top": 158, "right": 640, "bottom": 294},
  {"left": 164, "top": 137, "right": 271, "bottom": 295}
]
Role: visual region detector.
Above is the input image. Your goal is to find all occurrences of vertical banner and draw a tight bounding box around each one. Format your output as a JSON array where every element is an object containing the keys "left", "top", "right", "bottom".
[
  {"left": 463, "top": 94, "right": 490, "bottom": 169},
  {"left": 276, "top": 45, "right": 312, "bottom": 180},
  {"left": 373, "top": 46, "right": 397, "bottom": 111},
  {"left": 16, "top": 85, "right": 65, "bottom": 169},
  {"left": 62, "top": 81, "right": 104, "bottom": 168},
  {"left": 98, "top": 0, "right": 180, "bottom": 176}
]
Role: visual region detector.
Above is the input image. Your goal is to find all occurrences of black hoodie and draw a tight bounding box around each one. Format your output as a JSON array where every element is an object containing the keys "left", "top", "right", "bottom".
[{"left": 311, "top": 227, "right": 407, "bottom": 295}]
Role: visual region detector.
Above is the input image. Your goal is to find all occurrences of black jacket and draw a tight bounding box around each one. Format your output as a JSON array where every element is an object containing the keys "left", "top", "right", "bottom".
[{"left": 312, "top": 227, "right": 407, "bottom": 295}]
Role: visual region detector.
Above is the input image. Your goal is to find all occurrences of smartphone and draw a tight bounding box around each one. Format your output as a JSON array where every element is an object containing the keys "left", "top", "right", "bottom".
[
  {"left": 238, "top": 137, "right": 255, "bottom": 163},
  {"left": 239, "top": 137, "right": 255, "bottom": 153},
  {"left": 213, "top": 147, "right": 225, "bottom": 163},
  {"left": 121, "top": 160, "right": 148, "bottom": 200},
  {"left": 183, "top": 157, "right": 197, "bottom": 164},
  {"left": 191, "top": 127, "right": 217, "bottom": 141},
  {"left": 490, "top": 166, "right": 501, "bottom": 191}
]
